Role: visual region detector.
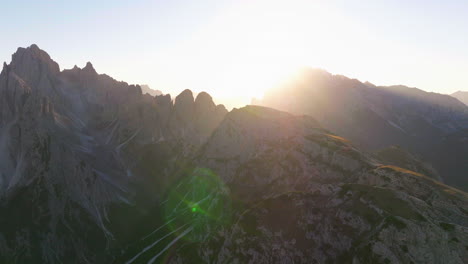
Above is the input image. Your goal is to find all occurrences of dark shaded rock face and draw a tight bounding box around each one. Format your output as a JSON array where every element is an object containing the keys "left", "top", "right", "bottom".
[
  {"left": 172, "top": 89, "right": 196, "bottom": 125},
  {"left": 0, "top": 45, "right": 227, "bottom": 263},
  {"left": 0, "top": 46, "right": 467, "bottom": 264},
  {"left": 260, "top": 68, "right": 468, "bottom": 191},
  {"left": 9, "top": 44, "right": 60, "bottom": 85}
]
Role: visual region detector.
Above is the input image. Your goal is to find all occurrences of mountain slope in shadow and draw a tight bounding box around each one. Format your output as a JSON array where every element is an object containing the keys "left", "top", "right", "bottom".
[{"left": 260, "top": 68, "right": 468, "bottom": 191}]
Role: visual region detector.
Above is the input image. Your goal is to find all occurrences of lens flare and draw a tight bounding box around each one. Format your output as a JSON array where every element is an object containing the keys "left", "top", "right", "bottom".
[{"left": 163, "top": 168, "right": 232, "bottom": 243}]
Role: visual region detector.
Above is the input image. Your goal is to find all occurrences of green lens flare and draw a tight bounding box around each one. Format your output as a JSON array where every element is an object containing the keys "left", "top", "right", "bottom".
[{"left": 163, "top": 168, "right": 232, "bottom": 242}]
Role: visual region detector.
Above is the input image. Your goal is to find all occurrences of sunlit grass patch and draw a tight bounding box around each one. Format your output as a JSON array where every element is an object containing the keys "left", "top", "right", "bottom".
[
  {"left": 325, "top": 133, "right": 350, "bottom": 144},
  {"left": 375, "top": 165, "right": 425, "bottom": 177}
]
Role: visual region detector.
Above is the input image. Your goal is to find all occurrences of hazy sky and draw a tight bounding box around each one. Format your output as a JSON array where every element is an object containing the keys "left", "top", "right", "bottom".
[{"left": 1, "top": 0, "right": 468, "bottom": 107}]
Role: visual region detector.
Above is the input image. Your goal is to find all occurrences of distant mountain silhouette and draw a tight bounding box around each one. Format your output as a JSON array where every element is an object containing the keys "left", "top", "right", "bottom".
[
  {"left": 451, "top": 90, "right": 468, "bottom": 106},
  {"left": 140, "top": 84, "right": 162, "bottom": 97},
  {"left": 260, "top": 68, "right": 468, "bottom": 191}
]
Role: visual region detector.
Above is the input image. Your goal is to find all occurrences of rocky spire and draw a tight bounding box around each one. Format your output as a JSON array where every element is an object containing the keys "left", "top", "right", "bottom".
[
  {"left": 175, "top": 89, "right": 194, "bottom": 105},
  {"left": 195, "top": 92, "right": 215, "bottom": 107},
  {"left": 83, "top": 61, "right": 97, "bottom": 74},
  {"left": 173, "top": 89, "right": 195, "bottom": 123},
  {"left": 7, "top": 44, "right": 60, "bottom": 87},
  {"left": 10, "top": 44, "right": 60, "bottom": 73},
  {"left": 0, "top": 62, "right": 8, "bottom": 78},
  {"left": 194, "top": 91, "right": 216, "bottom": 117}
]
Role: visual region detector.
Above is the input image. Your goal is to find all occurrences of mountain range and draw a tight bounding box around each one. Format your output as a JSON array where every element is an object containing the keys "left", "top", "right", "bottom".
[
  {"left": 0, "top": 45, "right": 467, "bottom": 263},
  {"left": 259, "top": 68, "right": 468, "bottom": 191}
]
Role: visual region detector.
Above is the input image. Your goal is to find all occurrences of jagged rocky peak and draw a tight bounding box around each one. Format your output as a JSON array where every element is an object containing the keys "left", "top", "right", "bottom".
[
  {"left": 8, "top": 44, "right": 60, "bottom": 83},
  {"left": 175, "top": 89, "right": 195, "bottom": 105},
  {"left": 173, "top": 89, "right": 195, "bottom": 122},
  {"left": 195, "top": 91, "right": 214, "bottom": 105},
  {"left": 82, "top": 61, "right": 97, "bottom": 74},
  {"left": 195, "top": 91, "right": 216, "bottom": 115},
  {"left": 193, "top": 91, "right": 228, "bottom": 116},
  {"left": 61, "top": 62, "right": 99, "bottom": 82},
  {"left": 165, "top": 89, "right": 228, "bottom": 142}
]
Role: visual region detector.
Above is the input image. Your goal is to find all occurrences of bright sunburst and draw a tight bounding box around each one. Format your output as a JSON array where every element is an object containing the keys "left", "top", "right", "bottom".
[{"left": 148, "top": 0, "right": 348, "bottom": 108}]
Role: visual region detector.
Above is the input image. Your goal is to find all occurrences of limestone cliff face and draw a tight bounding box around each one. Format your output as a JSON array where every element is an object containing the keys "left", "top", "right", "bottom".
[{"left": 0, "top": 45, "right": 227, "bottom": 263}]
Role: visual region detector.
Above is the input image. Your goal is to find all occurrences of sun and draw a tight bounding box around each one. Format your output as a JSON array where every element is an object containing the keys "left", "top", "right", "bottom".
[
  {"left": 215, "top": 58, "right": 301, "bottom": 99},
  {"left": 150, "top": 0, "right": 344, "bottom": 108}
]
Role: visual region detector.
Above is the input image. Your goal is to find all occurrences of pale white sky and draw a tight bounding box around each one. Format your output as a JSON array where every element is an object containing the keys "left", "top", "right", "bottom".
[{"left": 1, "top": 0, "right": 468, "bottom": 108}]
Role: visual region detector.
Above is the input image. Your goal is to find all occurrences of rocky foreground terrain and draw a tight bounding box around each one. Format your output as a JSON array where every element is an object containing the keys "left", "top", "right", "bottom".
[{"left": 0, "top": 45, "right": 467, "bottom": 263}]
